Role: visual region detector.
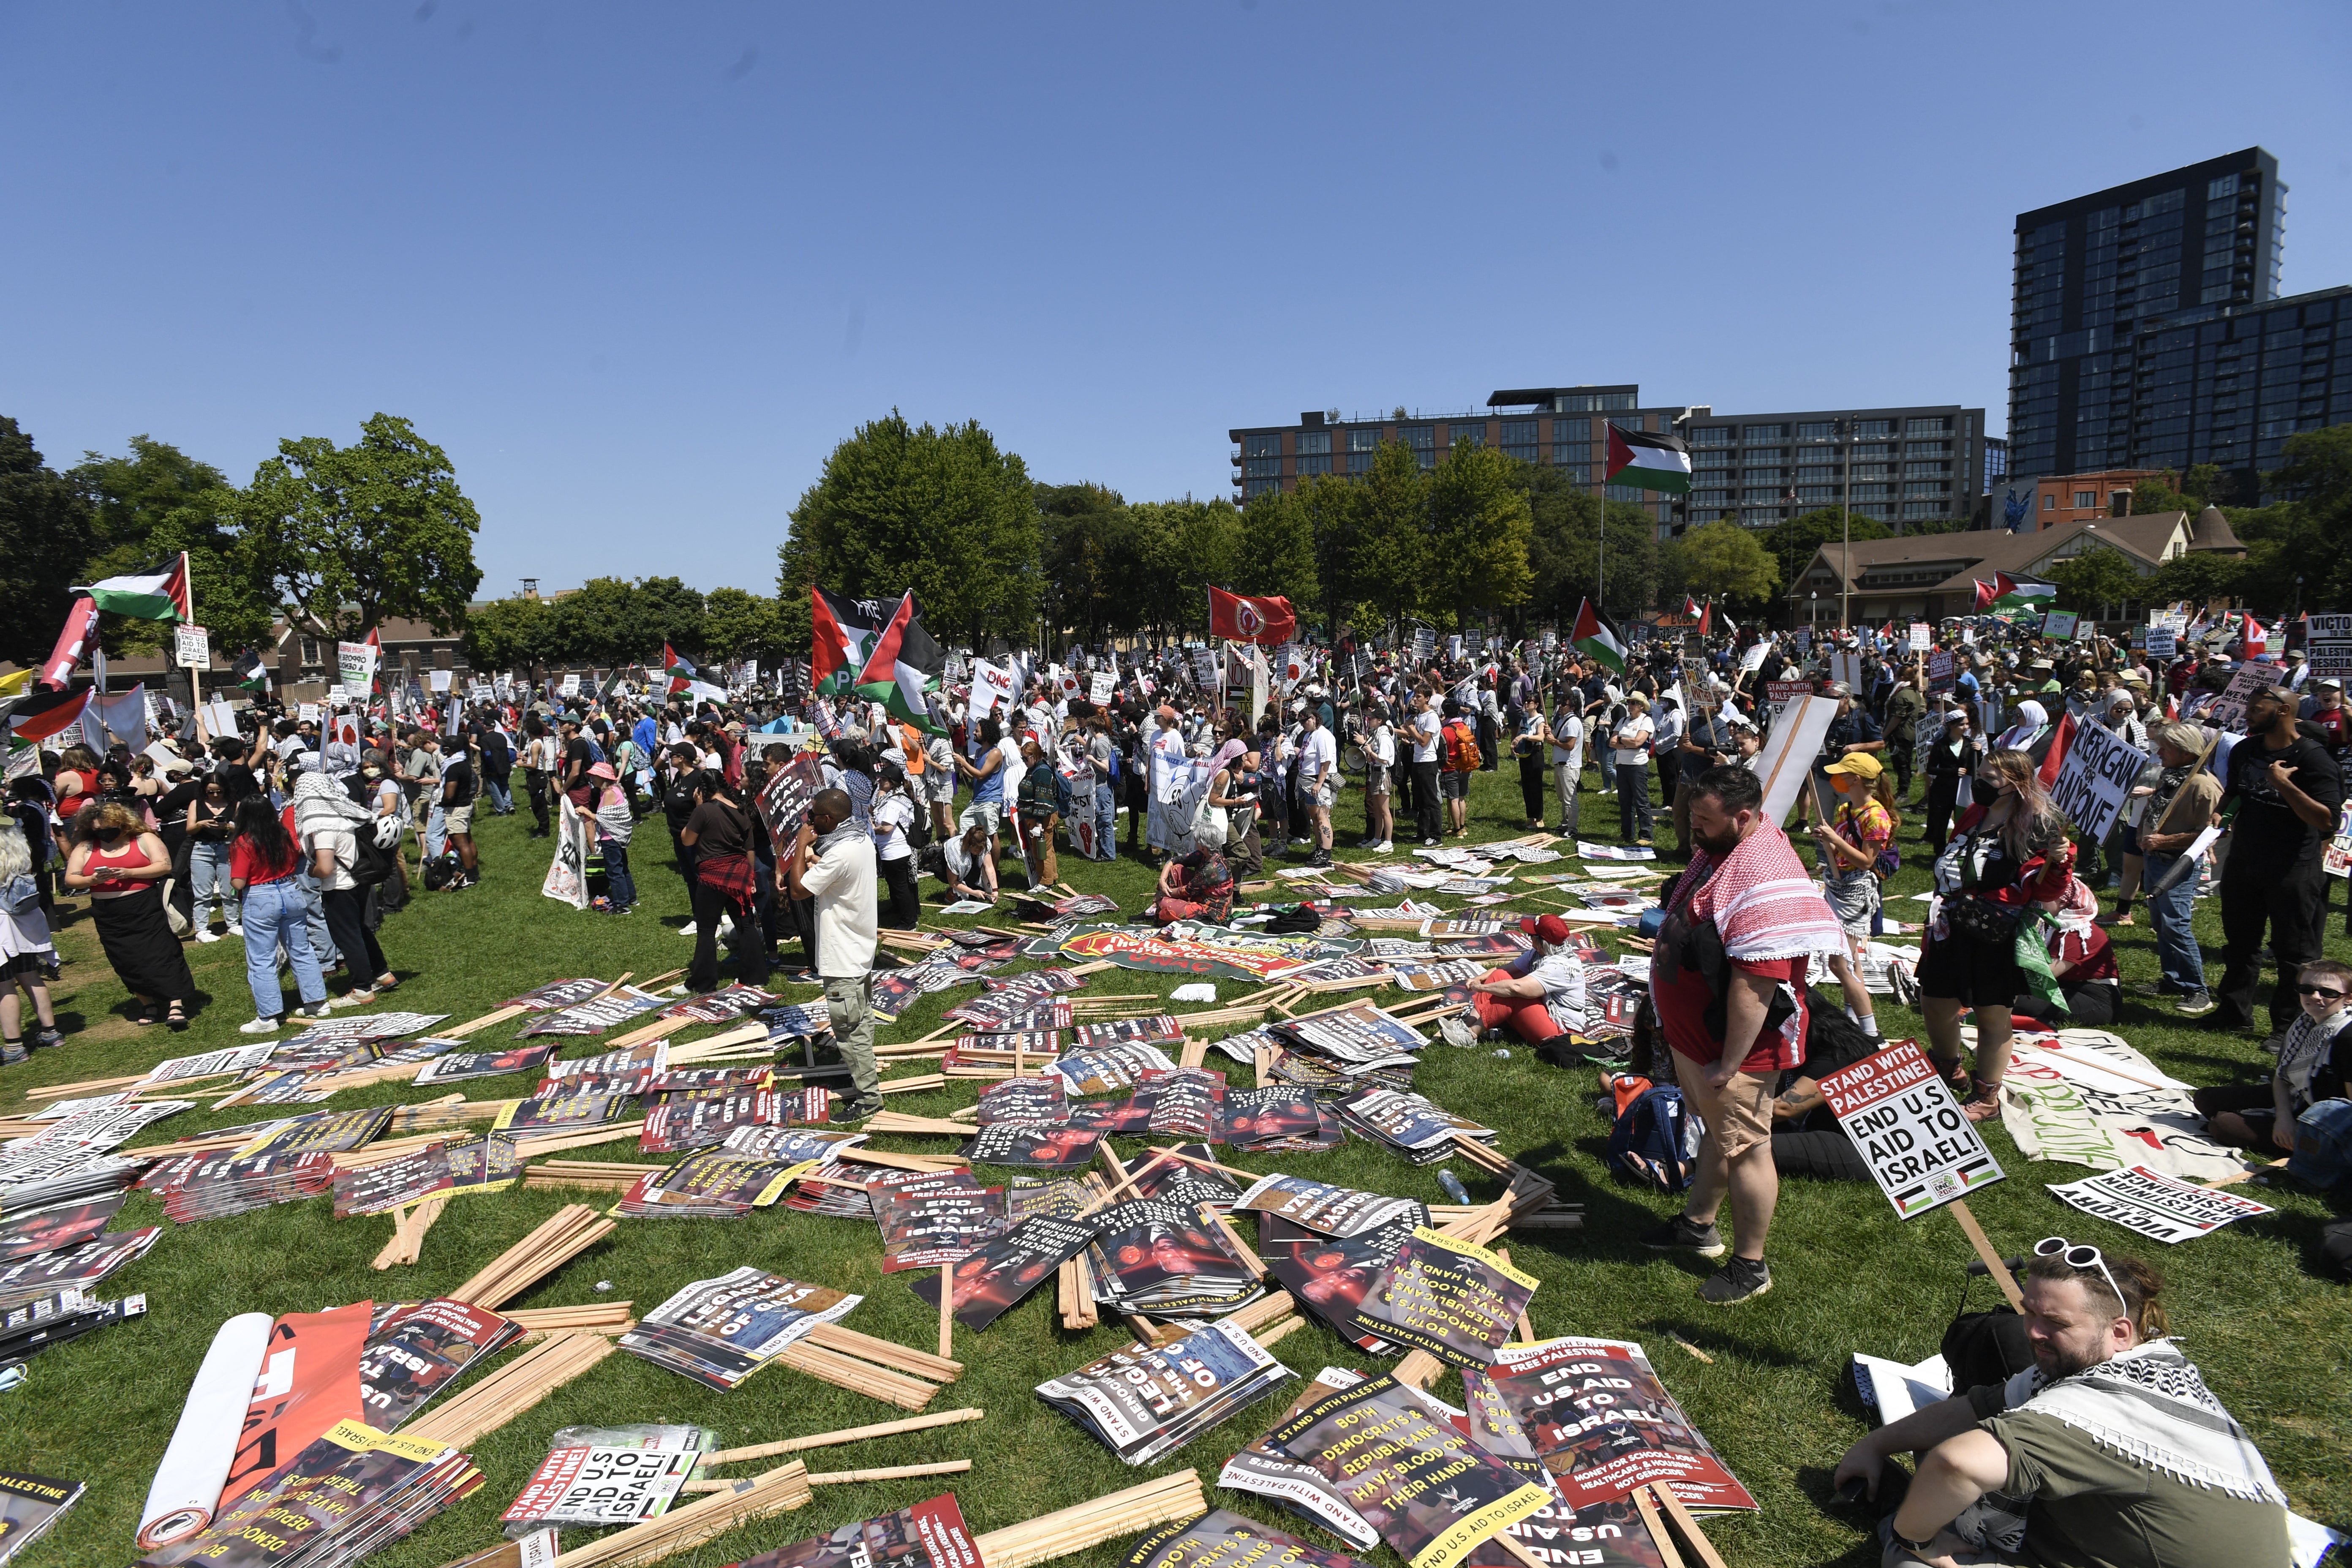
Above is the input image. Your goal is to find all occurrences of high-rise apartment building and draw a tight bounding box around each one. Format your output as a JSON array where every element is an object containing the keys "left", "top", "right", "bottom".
[
  {"left": 2008, "top": 148, "right": 2284, "bottom": 481},
  {"left": 1230, "top": 388, "right": 1985, "bottom": 539}
]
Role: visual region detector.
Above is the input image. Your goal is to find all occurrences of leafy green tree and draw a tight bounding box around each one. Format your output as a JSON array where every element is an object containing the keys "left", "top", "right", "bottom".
[
  {"left": 1328, "top": 441, "right": 1429, "bottom": 635},
  {"left": 1672, "top": 520, "right": 1780, "bottom": 607},
  {"left": 1129, "top": 498, "right": 1239, "bottom": 638},
  {"left": 237, "top": 413, "right": 482, "bottom": 642},
  {"left": 1286, "top": 474, "right": 1364, "bottom": 633},
  {"left": 0, "top": 417, "right": 96, "bottom": 668},
  {"left": 1423, "top": 443, "right": 1533, "bottom": 631},
  {"left": 2048, "top": 545, "right": 2146, "bottom": 616},
  {"left": 1900, "top": 514, "right": 1974, "bottom": 535},
  {"left": 1037, "top": 482, "right": 1135, "bottom": 645},
  {"left": 1518, "top": 465, "right": 1658, "bottom": 626},
  {"left": 1232, "top": 486, "right": 1323, "bottom": 623},
  {"left": 2132, "top": 474, "right": 2195, "bottom": 516},
  {"left": 463, "top": 594, "right": 558, "bottom": 680},
  {"left": 2230, "top": 422, "right": 2352, "bottom": 611},
  {"left": 2151, "top": 548, "right": 2246, "bottom": 608},
  {"left": 781, "top": 412, "right": 1040, "bottom": 648},
  {"left": 540, "top": 577, "right": 705, "bottom": 669},
  {"left": 701, "top": 588, "right": 789, "bottom": 664},
  {"left": 2180, "top": 463, "right": 2233, "bottom": 507},
  {"left": 72, "top": 436, "right": 276, "bottom": 657},
  {"left": 1760, "top": 508, "right": 1891, "bottom": 602}
]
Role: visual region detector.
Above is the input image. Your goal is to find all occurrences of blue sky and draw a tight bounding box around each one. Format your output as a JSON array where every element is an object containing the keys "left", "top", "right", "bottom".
[{"left": 5, "top": 3, "right": 2348, "bottom": 597}]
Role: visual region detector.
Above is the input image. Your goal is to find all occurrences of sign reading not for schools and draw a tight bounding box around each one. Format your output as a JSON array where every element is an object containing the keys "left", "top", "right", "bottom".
[
  {"left": 2047, "top": 1163, "right": 2271, "bottom": 1244},
  {"left": 1818, "top": 1041, "right": 2004, "bottom": 1220},
  {"left": 2047, "top": 719, "right": 2152, "bottom": 845}
]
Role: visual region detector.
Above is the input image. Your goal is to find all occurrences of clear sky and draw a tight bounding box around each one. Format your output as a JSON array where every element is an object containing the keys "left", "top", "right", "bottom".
[{"left": 5, "top": 3, "right": 2348, "bottom": 597}]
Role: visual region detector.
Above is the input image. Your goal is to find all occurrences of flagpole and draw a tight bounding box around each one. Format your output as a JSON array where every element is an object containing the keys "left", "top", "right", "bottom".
[
  {"left": 1840, "top": 418, "right": 1852, "bottom": 633},
  {"left": 1595, "top": 412, "right": 1606, "bottom": 617}
]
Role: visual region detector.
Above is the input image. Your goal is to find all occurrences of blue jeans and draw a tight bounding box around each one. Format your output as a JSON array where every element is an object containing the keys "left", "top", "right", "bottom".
[
  {"left": 1094, "top": 783, "right": 1116, "bottom": 859},
  {"left": 241, "top": 879, "right": 326, "bottom": 1018},
  {"left": 2142, "top": 852, "right": 2205, "bottom": 994},
  {"left": 188, "top": 840, "right": 232, "bottom": 926},
  {"left": 485, "top": 774, "right": 514, "bottom": 814},
  {"left": 298, "top": 869, "right": 338, "bottom": 970},
  {"left": 603, "top": 840, "right": 636, "bottom": 908},
  {"left": 424, "top": 804, "right": 447, "bottom": 859}
]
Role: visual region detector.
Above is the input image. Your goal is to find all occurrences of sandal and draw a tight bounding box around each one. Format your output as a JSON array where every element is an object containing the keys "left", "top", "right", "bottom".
[
  {"left": 166, "top": 1002, "right": 189, "bottom": 1031},
  {"left": 133, "top": 1006, "right": 162, "bottom": 1028}
]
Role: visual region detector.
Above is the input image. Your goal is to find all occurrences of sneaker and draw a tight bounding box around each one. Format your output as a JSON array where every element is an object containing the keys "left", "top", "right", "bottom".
[
  {"left": 238, "top": 1015, "right": 283, "bottom": 1035},
  {"left": 195, "top": 928, "right": 220, "bottom": 944},
  {"left": 226, "top": 923, "right": 244, "bottom": 937},
  {"left": 1638, "top": 1215, "right": 1726, "bottom": 1258},
  {"left": 1438, "top": 1012, "right": 1481, "bottom": 1049},
  {"left": 1421, "top": 837, "right": 1440, "bottom": 848},
  {"left": 301, "top": 1002, "right": 331, "bottom": 1019},
  {"left": 2175, "top": 993, "right": 2217, "bottom": 1017},
  {"left": 1697, "top": 1257, "right": 1772, "bottom": 1306},
  {"left": 30, "top": 1028, "right": 63, "bottom": 1050},
  {"left": 1375, "top": 841, "right": 1393, "bottom": 853},
  {"left": 677, "top": 922, "right": 698, "bottom": 937},
  {"left": 2131, "top": 981, "right": 2179, "bottom": 997},
  {"left": 838, "top": 1097, "right": 886, "bottom": 1122},
  {"left": 332, "top": 990, "right": 377, "bottom": 1009},
  {"left": 1309, "top": 850, "right": 1332, "bottom": 868}
]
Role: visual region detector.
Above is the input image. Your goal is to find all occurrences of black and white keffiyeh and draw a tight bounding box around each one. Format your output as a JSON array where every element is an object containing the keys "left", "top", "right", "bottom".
[{"left": 2014, "top": 1339, "right": 2285, "bottom": 1504}]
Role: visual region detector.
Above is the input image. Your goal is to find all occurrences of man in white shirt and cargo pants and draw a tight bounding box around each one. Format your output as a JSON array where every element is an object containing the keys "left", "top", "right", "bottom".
[{"left": 786, "top": 787, "right": 884, "bottom": 1120}]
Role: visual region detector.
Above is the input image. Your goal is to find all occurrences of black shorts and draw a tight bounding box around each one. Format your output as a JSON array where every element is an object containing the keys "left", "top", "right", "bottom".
[
  {"left": 1915, "top": 932, "right": 2026, "bottom": 1009},
  {"left": 1439, "top": 771, "right": 1470, "bottom": 801}
]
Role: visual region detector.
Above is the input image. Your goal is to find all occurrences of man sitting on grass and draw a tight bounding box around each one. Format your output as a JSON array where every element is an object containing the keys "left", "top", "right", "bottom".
[
  {"left": 1444, "top": 913, "right": 1586, "bottom": 1050},
  {"left": 1833, "top": 1243, "right": 2291, "bottom": 1568}
]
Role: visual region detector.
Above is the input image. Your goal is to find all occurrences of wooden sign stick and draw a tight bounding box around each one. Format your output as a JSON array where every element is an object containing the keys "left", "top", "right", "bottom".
[
  {"left": 1647, "top": 1481, "right": 1731, "bottom": 1568},
  {"left": 699, "top": 1407, "right": 983, "bottom": 1467},
  {"left": 1948, "top": 1198, "right": 2023, "bottom": 1310},
  {"left": 1630, "top": 1486, "right": 1690, "bottom": 1568},
  {"left": 938, "top": 1263, "right": 954, "bottom": 1360}
]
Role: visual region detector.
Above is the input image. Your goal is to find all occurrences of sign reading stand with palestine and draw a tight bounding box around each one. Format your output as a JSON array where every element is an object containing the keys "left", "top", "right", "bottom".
[{"left": 1816, "top": 1041, "right": 2004, "bottom": 1219}]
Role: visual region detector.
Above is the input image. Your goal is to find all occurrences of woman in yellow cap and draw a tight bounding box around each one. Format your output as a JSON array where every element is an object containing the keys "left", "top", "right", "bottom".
[{"left": 1812, "top": 750, "right": 1901, "bottom": 1037}]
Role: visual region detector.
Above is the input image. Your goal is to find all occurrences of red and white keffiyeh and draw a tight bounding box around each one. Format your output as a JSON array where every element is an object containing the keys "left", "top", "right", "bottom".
[{"left": 1682, "top": 821, "right": 1846, "bottom": 964}]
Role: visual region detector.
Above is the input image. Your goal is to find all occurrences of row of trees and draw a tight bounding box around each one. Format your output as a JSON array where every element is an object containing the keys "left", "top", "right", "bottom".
[
  {"left": 461, "top": 579, "right": 800, "bottom": 676},
  {"left": 0, "top": 414, "right": 483, "bottom": 670}
]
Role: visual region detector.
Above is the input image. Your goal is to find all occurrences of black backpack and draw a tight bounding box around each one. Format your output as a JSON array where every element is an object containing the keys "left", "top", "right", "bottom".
[{"left": 347, "top": 827, "right": 397, "bottom": 889}]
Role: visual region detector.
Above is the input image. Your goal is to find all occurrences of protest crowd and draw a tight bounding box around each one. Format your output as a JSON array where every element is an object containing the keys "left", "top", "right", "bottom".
[{"left": 0, "top": 569, "right": 2347, "bottom": 1568}]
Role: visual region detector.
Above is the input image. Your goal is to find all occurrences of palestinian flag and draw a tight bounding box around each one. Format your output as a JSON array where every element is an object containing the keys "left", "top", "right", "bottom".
[
  {"left": 810, "top": 587, "right": 881, "bottom": 695},
  {"left": 6, "top": 685, "right": 93, "bottom": 743},
  {"left": 74, "top": 553, "right": 192, "bottom": 623},
  {"left": 662, "top": 642, "right": 697, "bottom": 694},
  {"left": 1604, "top": 427, "right": 1692, "bottom": 494},
  {"left": 1975, "top": 571, "right": 2057, "bottom": 614},
  {"left": 38, "top": 597, "right": 101, "bottom": 691},
  {"left": 233, "top": 649, "right": 270, "bottom": 690},
  {"left": 1571, "top": 597, "right": 1626, "bottom": 675},
  {"left": 854, "top": 592, "right": 948, "bottom": 734}
]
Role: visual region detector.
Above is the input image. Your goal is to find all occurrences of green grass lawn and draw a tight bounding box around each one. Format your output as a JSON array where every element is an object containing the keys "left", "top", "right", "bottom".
[{"left": 2, "top": 762, "right": 2347, "bottom": 1568}]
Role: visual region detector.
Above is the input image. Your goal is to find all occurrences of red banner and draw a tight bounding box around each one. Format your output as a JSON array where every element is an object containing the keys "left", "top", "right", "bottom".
[
  {"left": 1208, "top": 587, "right": 1296, "bottom": 647},
  {"left": 220, "top": 1301, "right": 371, "bottom": 1507}
]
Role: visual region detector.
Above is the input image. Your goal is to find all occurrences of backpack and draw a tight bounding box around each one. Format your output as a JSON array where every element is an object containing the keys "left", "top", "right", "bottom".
[
  {"left": 0, "top": 873, "right": 39, "bottom": 917},
  {"left": 420, "top": 851, "right": 460, "bottom": 891},
  {"left": 1442, "top": 720, "right": 1481, "bottom": 774},
  {"left": 1607, "top": 1084, "right": 1699, "bottom": 1191},
  {"left": 2289, "top": 1097, "right": 2352, "bottom": 1193},
  {"left": 347, "top": 826, "right": 397, "bottom": 890}
]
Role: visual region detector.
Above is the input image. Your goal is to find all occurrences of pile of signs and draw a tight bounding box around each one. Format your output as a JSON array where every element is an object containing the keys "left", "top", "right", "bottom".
[{"left": 1034, "top": 1319, "right": 1292, "bottom": 1464}]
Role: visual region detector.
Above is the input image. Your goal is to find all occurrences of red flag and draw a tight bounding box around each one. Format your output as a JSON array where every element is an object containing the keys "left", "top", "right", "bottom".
[
  {"left": 1207, "top": 587, "right": 1296, "bottom": 646},
  {"left": 2035, "top": 710, "right": 2075, "bottom": 791},
  {"left": 1697, "top": 601, "right": 1712, "bottom": 636},
  {"left": 2241, "top": 614, "right": 2267, "bottom": 656},
  {"left": 1973, "top": 578, "right": 1997, "bottom": 612},
  {"left": 38, "top": 597, "right": 100, "bottom": 691}
]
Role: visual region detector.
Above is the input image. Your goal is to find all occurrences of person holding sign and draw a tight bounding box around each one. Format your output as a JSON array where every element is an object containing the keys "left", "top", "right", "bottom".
[
  {"left": 1919, "top": 750, "right": 2074, "bottom": 1121},
  {"left": 1642, "top": 765, "right": 1847, "bottom": 1305},
  {"left": 1834, "top": 1245, "right": 2291, "bottom": 1568},
  {"left": 786, "top": 787, "right": 882, "bottom": 1122},
  {"left": 2214, "top": 685, "right": 2344, "bottom": 1037},
  {"left": 2131, "top": 724, "right": 2223, "bottom": 1015}
]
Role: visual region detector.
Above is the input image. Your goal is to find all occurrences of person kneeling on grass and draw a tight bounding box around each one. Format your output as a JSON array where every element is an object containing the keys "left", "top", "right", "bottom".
[
  {"left": 1640, "top": 764, "right": 1848, "bottom": 1307},
  {"left": 1149, "top": 845, "right": 1234, "bottom": 924},
  {"left": 1834, "top": 1243, "right": 2291, "bottom": 1568},
  {"left": 932, "top": 823, "right": 999, "bottom": 905},
  {"left": 1445, "top": 913, "right": 1585, "bottom": 1050}
]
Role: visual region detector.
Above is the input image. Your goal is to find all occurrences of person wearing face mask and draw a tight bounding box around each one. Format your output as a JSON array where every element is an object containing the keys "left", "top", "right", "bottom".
[
  {"left": 2193, "top": 956, "right": 2352, "bottom": 1152},
  {"left": 2213, "top": 684, "right": 2345, "bottom": 1037},
  {"left": 1833, "top": 1246, "right": 2291, "bottom": 1568},
  {"left": 1920, "top": 749, "right": 2075, "bottom": 1121},
  {"left": 63, "top": 800, "right": 193, "bottom": 1030}
]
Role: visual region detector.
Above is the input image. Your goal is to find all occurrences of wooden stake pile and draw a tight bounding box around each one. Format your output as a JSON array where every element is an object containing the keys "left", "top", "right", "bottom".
[
  {"left": 504, "top": 1302, "right": 636, "bottom": 1337},
  {"left": 970, "top": 1470, "right": 1207, "bottom": 1568},
  {"left": 550, "top": 1459, "right": 813, "bottom": 1568},
  {"left": 403, "top": 1331, "right": 615, "bottom": 1449},
  {"left": 370, "top": 1195, "right": 449, "bottom": 1269},
  {"left": 450, "top": 1204, "right": 614, "bottom": 1309},
  {"left": 525, "top": 1160, "right": 664, "bottom": 1191},
  {"left": 772, "top": 1320, "right": 960, "bottom": 1412}
]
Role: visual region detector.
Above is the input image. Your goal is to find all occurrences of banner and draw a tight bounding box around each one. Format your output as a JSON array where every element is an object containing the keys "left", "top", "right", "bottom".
[
  {"left": 336, "top": 641, "right": 377, "bottom": 692},
  {"left": 220, "top": 1302, "right": 371, "bottom": 1508},
  {"left": 2307, "top": 613, "right": 2352, "bottom": 681},
  {"left": 972, "top": 659, "right": 1016, "bottom": 717},
  {"left": 2045, "top": 1163, "right": 2270, "bottom": 1244},
  {"left": 1908, "top": 622, "right": 1930, "bottom": 653},
  {"left": 2047, "top": 721, "right": 2150, "bottom": 844},
  {"left": 541, "top": 794, "right": 591, "bottom": 910}
]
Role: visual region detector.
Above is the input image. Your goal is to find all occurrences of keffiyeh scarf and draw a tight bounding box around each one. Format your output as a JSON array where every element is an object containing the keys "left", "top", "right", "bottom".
[
  {"left": 2016, "top": 1339, "right": 2287, "bottom": 1505},
  {"left": 1680, "top": 822, "right": 1846, "bottom": 964}
]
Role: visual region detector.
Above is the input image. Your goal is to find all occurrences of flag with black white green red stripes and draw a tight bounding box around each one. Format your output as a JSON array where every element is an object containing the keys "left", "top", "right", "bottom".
[{"left": 1603, "top": 426, "right": 1692, "bottom": 493}]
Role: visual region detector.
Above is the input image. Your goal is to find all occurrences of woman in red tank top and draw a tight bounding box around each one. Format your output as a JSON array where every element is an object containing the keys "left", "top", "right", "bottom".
[{"left": 63, "top": 800, "right": 193, "bottom": 1028}]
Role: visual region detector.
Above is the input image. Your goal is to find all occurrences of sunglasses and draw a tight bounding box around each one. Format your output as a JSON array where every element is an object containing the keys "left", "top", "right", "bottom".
[
  {"left": 2297, "top": 984, "right": 2349, "bottom": 999},
  {"left": 2034, "top": 1236, "right": 2128, "bottom": 1318}
]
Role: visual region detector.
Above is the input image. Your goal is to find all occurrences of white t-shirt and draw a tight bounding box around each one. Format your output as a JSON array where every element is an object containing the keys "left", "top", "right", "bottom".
[
  {"left": 1298, "top": 726, "right": 1337, "bottom": 785},
  {"left": 1611, "top": 713, "right": 1653, "bottom": 768},
  {"left": 800, "top": 834, "right": 879, "bottom": 978},
  {"left": 1370, "top": 725, "right": 1396, "bottom": 768},
  {"left": 871, "top": 791, "right": 915, "bottom": 862},
  {"left": 1549, "top": 713, "right": 1584, "bottom": 770},
  {"left": 1509, "top": 947, "right": 1588, "bottom": 1033},
  {"left": 1411, "top": 710, "right": 1440, "bottom": 764}
]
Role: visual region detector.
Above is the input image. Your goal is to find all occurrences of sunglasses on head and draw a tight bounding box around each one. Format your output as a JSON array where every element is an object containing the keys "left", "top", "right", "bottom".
[
  {"left": 2034, "top": 1236, "right": 2128, "bottom": 1318},
  {"left": 2297, "top": 983, "right": 2348, "bottom": 999}
]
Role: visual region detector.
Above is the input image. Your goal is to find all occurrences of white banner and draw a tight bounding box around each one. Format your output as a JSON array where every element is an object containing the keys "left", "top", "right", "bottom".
[
  {"left": 2045, "top": 1163, "right": 2270, "bottom": 1244},
  {"left": 972, "top": 659, "right": 1016, "bottom": 717},
  {"left": 336, "top": 640, "right": 377, "bottom": 692}
]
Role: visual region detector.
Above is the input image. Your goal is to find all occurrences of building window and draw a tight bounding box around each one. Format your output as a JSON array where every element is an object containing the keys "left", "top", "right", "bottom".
[
  {"left": 1904, "top": 462, "right": 1952, "bottom": 478},
  {"left": 1499, "top": 419, "right": 1537, "bottom": 461},
  {"left": 1397, "top": 427, "right": 1435, "bottom": 468},
  {"left": 1904, "top": 416, "right": 1952, "bottom": 436},
  {"left": 1796, "top": 486, "right": 1838, "bottom": 504},
  {"left": 1797, "top": 421, "right": 1836, "bottom": 441},
  {"left": 2073, "top": 490, "right": 2096, "bottom": 508},
  {"left": 1244, "top": 478, "right": 1284, "bottom": 498},
  {"left": 1295, "top": 454, "right": 1332, "bottom": 476},
  {"left": 1693, "top": 449, "right": 1731, "bottom": 470},
  {"left": 1902, "top": 441, "right": 1950, "bottom": 457},
  {"left": 1244, "top": 457, "right": 1282, "bottom": 478},
  {"left": 1743, "top": 423, "right": 1786, "bottom": 441},
  {"left": 1296, "top": 431, "right": 1331, "bottom": 456},
  {"left": 1742, "top": 487, "right": 1783, "bottom": 502},
  {"left": 301, "top": 639, "right": 321, "bottom": 667},
  {"left": 1901, "top": 502, "right": 1946, "bottom": 521},
  {"left": 2207, "top": 173, "right": 2239, "bottom": 200},
  {"left": 1243, "top": 433, "right": 1281, "bottom": 459},
  {"left": 1447, "top": 421, "right": 1484, "bottom": 448},
  {"left": 1605, "top": 485, "right": 1650, "bottom": 502},
  {"left": 1902, "top": 481, "right": 1949, "bottom": 498},
  {"left": 1690, "top": 425, "right": 1732, "bottom": 446},
  {"left": 1555, "top": 464, "right": 1591, "bottom": 486},
  {"left": 1853, "top": 419, "right": 1893, "bottom": 439},
  {"left": 1347, "top": 427, "right": 1381, "bottom": 452}
]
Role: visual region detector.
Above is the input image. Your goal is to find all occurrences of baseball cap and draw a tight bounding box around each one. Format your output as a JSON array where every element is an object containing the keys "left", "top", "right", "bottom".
[
  {"left": 1824, "top": 753, "right": 1883, "bottom": 781},
  {"left": 1518, "top": 914, "right": 1571, "bottom": 946}
]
